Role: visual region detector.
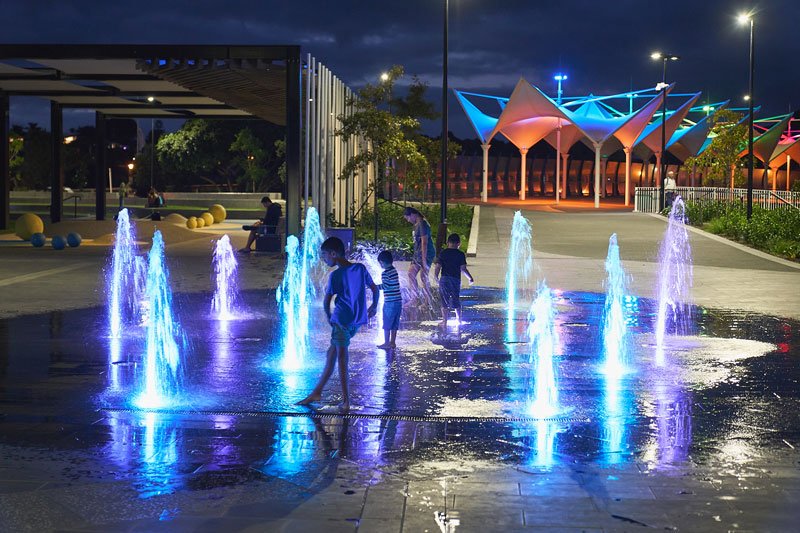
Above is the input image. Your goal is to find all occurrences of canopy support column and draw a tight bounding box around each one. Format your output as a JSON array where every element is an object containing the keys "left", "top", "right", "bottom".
[
  {"left": 481, "top": 143, "right": 490, "bottom": 203},
  {"left": 555, "top": 123, "right": 561, "bottom": 205},
  {"left": 787, "top": 155, "right": 792, "bottom": 192},
  {"left": 624, "top": 147, "right": 632, "bottom": 206},
  {"left": 285, "top": 47, "right": 302, "bottom": 236},
  {"left": 0, "top": 92, "right": 9, "bottom": 231},
  {"left": 518, "top": 147, "right": 528, "bottom": 201},
  {"left": 95, "top": 112, "right": 106, "bottom": 220},
  {"left": 50, "top": 101, "right": 63, "bottom": 224},
  {"left": 593, "top": 142, "right": 602, "bottom": 208}
]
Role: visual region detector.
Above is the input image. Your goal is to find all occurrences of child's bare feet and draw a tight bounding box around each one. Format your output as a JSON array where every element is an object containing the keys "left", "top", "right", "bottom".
[
  {"left": 296, "top": 393, "right": 321, "bottom": 405},
  {"left": 376, "top": 343, "right": 391, "bottom": 349}
]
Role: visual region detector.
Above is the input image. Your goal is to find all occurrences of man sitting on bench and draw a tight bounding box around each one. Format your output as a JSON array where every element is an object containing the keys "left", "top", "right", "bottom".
[{"left": 240, "top": 196, "right": 282, "bottom": 253}]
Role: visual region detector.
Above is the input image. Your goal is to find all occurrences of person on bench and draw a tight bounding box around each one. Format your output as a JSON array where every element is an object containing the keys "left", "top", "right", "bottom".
[{"left": 239, "top": 196, "right": 282, "bottom": 253}]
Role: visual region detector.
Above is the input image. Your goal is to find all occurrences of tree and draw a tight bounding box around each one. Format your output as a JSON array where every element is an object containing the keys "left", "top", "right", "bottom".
[
  {"left": 336, "top": 65, "right": 429, "bottom": 210},
  {"left": 9, "top": 132, "right": 23, "bottom": 189},
  {"left": 684, "top": 109, "right": 748, "bottom": 187},
  {"left": 229, "top": 128, "right": 268, "bottom": 192},
  {"left": 17, "top": 123, "right": 51, "bottom": 190}
]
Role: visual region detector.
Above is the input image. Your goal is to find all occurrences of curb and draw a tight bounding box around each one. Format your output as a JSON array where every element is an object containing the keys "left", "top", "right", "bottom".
[
  {"left": 467, "top": 205, "right": 480, "bottom": 257},
  {"left": 646, "top": 212, "right": 800, "bottom": 271}
]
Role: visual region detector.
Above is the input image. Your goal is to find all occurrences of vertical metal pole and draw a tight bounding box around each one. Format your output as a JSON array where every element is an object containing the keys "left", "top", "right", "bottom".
[
  {"left": 746, "top": 18, "right": 755, "bottom": 220},
  {"left": 555, "top": 124, "right": 561, "bottom": 204},
  {"left": 150, "top": 118, "right": 154, "bottom": 189},
  {"left": 285, "top": 47, "right": 302, "bottom": 236},
  {"left": 0, "top": 93, "right": 9, "bottom": 230},
  {"left": 440, "top": 0, "right": 449, "bottom": 224},
  {"left": 481, "top": 143, "right": 490, "bottom": 202},
  {"left": 624, "top": 147, "right": 631, "bottom": 206},
  {"left": 787, "top": 155, "right": 792, "bottom": 192},
  {"left": 519, "top": 148, "right": 528, "bottom": 200},
  {"left": 593, "top": 143, "right": 601, "bottom": 208},
  {"left": 50, "top": 101, "right": 63, "bottom": 224},
  {"left": 304, "top": 53, "right": 312, "bottom": 211},
  {"left": 659, "top": 58, "right": 667, "bottom": 212},
  {"left": 95, "top": 112, "right": 107, "bottom": 221}
]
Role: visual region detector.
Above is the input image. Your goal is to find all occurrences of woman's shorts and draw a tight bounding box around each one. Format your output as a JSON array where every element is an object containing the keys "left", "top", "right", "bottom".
[
  {"left": 382, "top": 300, "right": 402, "bottom": 331},
  {"left": 438, "top": 276, "right": 461, "bottom": 309},
  {"left": 331, "top": 324, "right": 359, "bottom": 347}
]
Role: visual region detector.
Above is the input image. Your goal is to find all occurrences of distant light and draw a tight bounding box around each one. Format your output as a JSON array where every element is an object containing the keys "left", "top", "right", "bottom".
[
  {"left": 702, "top": 105, "right": 712, "bottom": 111},
  {"left": 380, "top": 72, "right": 389, "bottom": 82},
  {"left": 553, "top": 73, "right": 567, "bottom": 81},
  {"left": 625, "top": 93, "right": 634, "bottom": 98},
  {"left": 737, "top": 12, "right": 752, "bottom": 25},
  {"left": 147, "top": 96, "right": 155, "bottom": 103},
  {"left": 63, "top": 135, "right": 76, "bottom": 144},
  {"left": 651, "top": 51, "right": 662, "bottom": 60},
  {"left": 127, "top": 163, "right": 135, "bottom": 170},
  {"left": 655, "top": 82, "right": 669, "bottom": 91},
  {"left": 743, "top": 95, "right": 751, "bottom": 101},
  {"left": 668, "top": 55, "right": 680, "bottom": 61}
]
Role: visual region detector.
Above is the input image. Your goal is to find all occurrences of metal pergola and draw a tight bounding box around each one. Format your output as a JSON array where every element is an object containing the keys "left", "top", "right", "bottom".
[{"left": 0, "top": 44, "right": 304, "bottom": 234}]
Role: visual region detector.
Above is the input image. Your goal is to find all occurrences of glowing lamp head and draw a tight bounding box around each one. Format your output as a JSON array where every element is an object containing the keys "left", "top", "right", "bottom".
[
  {"left": 380, "top": 72, "right": 389, "bottom": 82},
  {"left": 737, "top": 12, "right": 752, "bottom": 25},
  {"left": 146, "top": 96, "right": 155, "bottom": 103},
  {"left": 553, "top": 74, "right": 567, "bottom": 81},
  {"left": 743, "top": 95, "right": 751, "bottom": 101},
  {"left": 127, "top": 163, "right": 134, "bottom": 170},
  {"left": 651, "top": 51, "right": 663, "bottom": 60},
  {"left": 702, "top": 105, "right": 711, "bottom": 111}
]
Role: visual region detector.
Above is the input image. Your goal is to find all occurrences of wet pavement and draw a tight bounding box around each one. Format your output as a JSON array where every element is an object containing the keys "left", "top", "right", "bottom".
[{"left": 1, "top": 282, "right": 799, "bottom": 532}]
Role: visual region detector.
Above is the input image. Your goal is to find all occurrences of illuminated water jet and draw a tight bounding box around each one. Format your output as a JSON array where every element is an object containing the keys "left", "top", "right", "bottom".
[
  {"left": 276, "top": 207, "right": 326, "bottom": 370},
  {"left": 602, "top": 233, "right": 630, "bottom": 375},
  {"left": 211, "top": 234, "right": 239, "bottom": 320},
  {"left": 135, "top": 230, "right": 185, "bottom": 408},
  {"left": 506, "top": 211, "right": 533, "bottom": 341},
  {"left": 655, "top": 197, "right": 693, "bottom": 365},
  {"left": 107, "top": 208, "right": 146, "bottom": 337},
  {"left": 527, "top": 282, "right": 559, "bottom": 418}
]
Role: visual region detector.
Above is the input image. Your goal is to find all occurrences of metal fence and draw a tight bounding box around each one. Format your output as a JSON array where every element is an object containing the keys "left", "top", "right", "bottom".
[{"left": 634, "top": 187, "right": 800, "bottom": 213}]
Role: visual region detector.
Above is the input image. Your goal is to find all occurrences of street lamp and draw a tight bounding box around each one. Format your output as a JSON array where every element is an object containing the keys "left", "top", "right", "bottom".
[
  {"left": 738, "top": 11, "right": 755, "bottom": 219},
  {"left": 441, "top": 0, "right": 449, "bottom": 227},
  {"left": 380, "top": 72, "right": 389, "bottom": 82},
  {"left": 651, "top": 51, "right": 679, "bottom": 211},
  {"left": 553, "top": 74, "right": 567, "bottom": 105}
]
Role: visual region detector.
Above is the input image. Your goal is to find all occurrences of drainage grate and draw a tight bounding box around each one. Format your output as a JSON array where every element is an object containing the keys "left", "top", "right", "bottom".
[{"left": 102, "top": 407, "right": 589, "bottom": 424}]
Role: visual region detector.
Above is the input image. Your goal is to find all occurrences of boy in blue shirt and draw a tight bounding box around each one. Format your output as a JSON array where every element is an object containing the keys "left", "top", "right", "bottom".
[
  {"left": 376, "top": 250, "right": 402, "bottom": 350},
  {"left": 434, "top": 233, "right": 474, "bottom": 331},
  {"left": 297, "top": 237, "right": 378, "bottom": 410}
]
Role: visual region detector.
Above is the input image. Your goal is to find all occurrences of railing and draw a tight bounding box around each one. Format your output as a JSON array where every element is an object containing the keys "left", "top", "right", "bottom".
[
  {"left": 634, "top": 187, "right": 800, "bottom": 213},
  {"left": 63, "top": 194, "right": 82, "bottom": 218}
]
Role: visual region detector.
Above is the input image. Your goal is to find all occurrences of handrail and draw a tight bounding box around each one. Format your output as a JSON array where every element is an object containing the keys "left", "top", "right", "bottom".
[
  {"left": 769, "top": 190, "right": 800, "bottom": 211},
  {"left": 63, "top": 194, "right": 81, "bottom": 219}
]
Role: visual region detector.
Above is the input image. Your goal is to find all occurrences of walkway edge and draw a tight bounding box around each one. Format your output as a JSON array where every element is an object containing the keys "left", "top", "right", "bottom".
[
  {"left": 646, "top": 212, "right": 800, "bottom": 271},
  {"left": 467, "top": 205, "right": 480, "bottom": 257}
]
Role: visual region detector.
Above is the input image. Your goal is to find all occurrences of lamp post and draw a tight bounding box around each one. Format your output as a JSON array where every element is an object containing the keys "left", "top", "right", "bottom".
[
  {"left": 441, "top": 0, "right": 449, "bottom": 227},
  {"left": 738, "top": 12, "right": 755, "bottom": 219},
  {"left": 651, "top": 52, "right": 679, "bottom": 211},
  {"left": 554, "top": 74, "right": 567, "bottom": 205}
]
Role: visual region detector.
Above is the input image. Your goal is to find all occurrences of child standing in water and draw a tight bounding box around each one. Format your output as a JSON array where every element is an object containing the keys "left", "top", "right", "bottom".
[
  {"left": 434, "top": 234, "right": 474, "bottom": 331},
  {"left": 297, "top": 237, "right": 378, "bottom": 410},
  {"left": 376, "top": 250, "right": 402, "bottom": 349}
]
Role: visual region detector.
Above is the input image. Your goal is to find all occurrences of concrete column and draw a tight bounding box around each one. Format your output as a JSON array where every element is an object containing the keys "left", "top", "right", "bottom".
[
  {"left": 519, "top": 147, "right": 529, "bottom": 200},
  {"left": 787, "top": 155, "right": 792, "bottom": 192},
  {"left": 94, "top": 112, "right": 106, "bottom": 221},
  {"left": 624, "top": 147, "right": 632, "bottom": 206},
  {"left": 654, "top": 152, "right": 662, "bottom": 210},
  {"left": 285, "top": 47, "right": 302, "bottom": 236},
  {"left": 481, "top": 142, "right": 490, "bottom": 203},
  {"left": 593, "top": 142, "right": 602, "bottom": 208},
  {"left": 0, "top": 93, "right": 9, "bottom": 230},
  {"left": 50, "top": 102, "right": 63, "bottom": 224}
]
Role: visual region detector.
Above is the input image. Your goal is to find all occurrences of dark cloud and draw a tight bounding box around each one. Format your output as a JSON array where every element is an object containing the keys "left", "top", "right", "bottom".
[{"left": 3, "top": 0, "right": 798, "bottom": 136}]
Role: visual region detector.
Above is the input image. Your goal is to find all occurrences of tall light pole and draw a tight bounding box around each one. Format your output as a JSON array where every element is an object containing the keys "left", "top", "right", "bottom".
[
  {"left": 651, "top": 52, "right": 679, "bottom": 211},
  {"left": 554, "top": 74, "right": 567, "bottom": 205},
  {"left": 441, "top": 0, "right": 449, "bottom": 226},
  {"left": 738, "top": 12, "right": 755, "bottom": 220}
]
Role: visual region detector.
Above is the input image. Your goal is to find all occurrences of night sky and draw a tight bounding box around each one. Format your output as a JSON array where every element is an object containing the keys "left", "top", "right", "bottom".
[{"left": 3, "top": 0, "right": 799, "bottom": 137}]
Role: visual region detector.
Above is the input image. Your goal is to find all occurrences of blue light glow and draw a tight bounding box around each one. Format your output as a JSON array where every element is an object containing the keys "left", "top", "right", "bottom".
[
  {"left": 134, "top": 231, "right": 185, "bottom": 409},
  {"left": 107, "top": 208, "right": 146, "bottom": 338},
  {"left": 602, "top": 234, "right": 630, "bottom": 375},
  {"left": 211, "top": 234, "right": 240, "bottom": 320},
  {"left": 527, "top": 282, "right": 559, "bottom": 418},
  {"left": 506, "top": 211, "right": 533, "bottom": 341}
]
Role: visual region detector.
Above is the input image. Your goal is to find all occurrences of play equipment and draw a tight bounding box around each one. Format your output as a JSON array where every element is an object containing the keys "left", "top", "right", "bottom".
[
  {"left": 201, "top": 212, "right": 215, "bottom": 226},
  {"left": 67, "top": 233, "right": 82, "bottom": 247},
  {"left": 195, "top": 216, "right": 206, "bottom": 228},
  {"left": 186, "top": 217, "right": 198, "bottom": 229},
  {"left": 14, "top": 213, "right": 44, "bottom": 240},
  {"left": 209, "top": 204, "right": 227, "bottom": 223},
  {"left": 30, "top": 233, "right": 46, "bottom": 247},
  {"left": 51, "top": 235, "right": 66, "bottom": 250}
]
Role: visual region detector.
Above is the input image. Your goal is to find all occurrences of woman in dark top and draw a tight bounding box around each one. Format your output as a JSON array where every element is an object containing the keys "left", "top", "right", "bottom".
[{"left": 402, "top": 207, "right": 435, "bottom": 296}]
